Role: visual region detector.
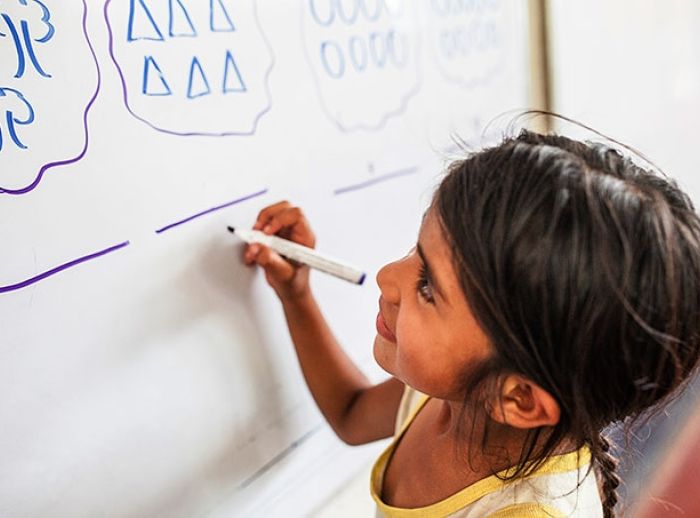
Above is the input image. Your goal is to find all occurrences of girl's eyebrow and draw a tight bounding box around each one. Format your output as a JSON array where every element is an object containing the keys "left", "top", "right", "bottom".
[{"left": 416, "top": 242, "right": 448, "bottom": 304}]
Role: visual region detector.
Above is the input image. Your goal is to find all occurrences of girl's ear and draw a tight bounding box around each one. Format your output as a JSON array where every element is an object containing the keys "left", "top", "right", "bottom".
[{"left": 488, "top": 374, "right": 560, "bottom": 429}]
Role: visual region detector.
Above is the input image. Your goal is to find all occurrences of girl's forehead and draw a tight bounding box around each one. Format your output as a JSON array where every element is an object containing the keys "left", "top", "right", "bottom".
[
  {"left": 419, "top": 211, "right": 454, "bottom": 273},
  {"left": 419, "top": 207, "right": 445, "bottom": 244}
]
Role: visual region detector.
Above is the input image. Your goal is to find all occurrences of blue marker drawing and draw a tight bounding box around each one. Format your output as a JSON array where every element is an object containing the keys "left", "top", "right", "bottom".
[
  {"left": 1, "top": 0, "right": 101, "bottom": 196},
  {"left": 168, "top": 0, "right": 196, "bottom": 38},
  {"left": 210, "top": 0, "right": 235, "bottom": 32},
  {"left": 334, "top": 166, "right": 418, "bottom": 195},
  {"left": 0, "top": 0, "right": 55, "bottom": 79},
  {"left": 387, "top": 30, "right": 407, "bottom": 67},
  {"left": 142, "top": 56, "right": 172, "bottom": 96},
  {"left": 106, "top": 0, "right": 275, "bottom": 137},
  {"left": 0, "top": 87, "right": 36, "bottom": 151},
  {"left": 300, "top": 0, "right": 422, "bottom": 132},
  {"left": 187, "top": 56, "right": 211, "bottom": 98},
  {"left": 336, "top": 0, "right": 360, "bottom": 24},
  {"left": 369, "top": 32, "right": 387, "bottom": 67},
  {"left": 127, "top": 0, "right": 163, "bottom": 41},
  {"left": 320, "top": 40, "right": 344, "bottom": 79},
  {"left": 348, "top": 36, "right": 367, "bottom": 71},
  {"left": 223, "top": 50, "right": 246, "bottom": 93},
  {"left": 0, "top": 241, "right": 130, "bottom": 294},
  {"left": 360, "top": 0, "right": 383, "bottom": 21},
  {"left": 309, "top": 0, "right": 334, "bottom": 26},
  {"left": 155, "top": 188, "right": 268, "bottom": 234}
]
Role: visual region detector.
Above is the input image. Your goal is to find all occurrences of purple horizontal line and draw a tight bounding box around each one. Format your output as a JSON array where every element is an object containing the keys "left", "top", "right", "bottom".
[
  {"left": 333, "top": 167, "right": 419, "bottom": 195},
  {"left": 0, "top": 241, "right": 130, "bottom": 294},
  {"left": 155, "top": 188, "right": 268, "bottom": 234}
]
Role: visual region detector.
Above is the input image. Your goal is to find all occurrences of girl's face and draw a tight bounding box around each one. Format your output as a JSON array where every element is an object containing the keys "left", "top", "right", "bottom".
[{"left": 374, "top": 207, "right": 492, "bottom": 401}]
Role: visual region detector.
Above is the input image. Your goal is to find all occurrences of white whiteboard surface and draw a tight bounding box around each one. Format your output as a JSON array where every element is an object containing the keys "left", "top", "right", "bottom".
[{"left": 0, "top": 1, "right": 529, "bottom": 516}]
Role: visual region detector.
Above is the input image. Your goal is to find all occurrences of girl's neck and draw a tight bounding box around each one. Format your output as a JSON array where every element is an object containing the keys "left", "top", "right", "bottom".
[{"left": 433, "top": 398, "right": 573, "bottom": 474}]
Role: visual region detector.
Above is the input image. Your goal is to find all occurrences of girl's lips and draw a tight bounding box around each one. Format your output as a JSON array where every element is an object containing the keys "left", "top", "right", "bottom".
[{"left": 376, "top": 312, "right": 397, "bottom": 343}]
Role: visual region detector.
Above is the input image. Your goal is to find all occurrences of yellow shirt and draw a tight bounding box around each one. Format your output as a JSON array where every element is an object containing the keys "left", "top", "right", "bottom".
[{"left": 371, "top": 387, "right": 603, "bottom": 518}]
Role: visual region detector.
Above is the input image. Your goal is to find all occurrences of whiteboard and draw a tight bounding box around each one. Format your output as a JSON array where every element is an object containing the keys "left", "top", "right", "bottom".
[{"left": 0, "top": 1, "right": 530, "bottom": 516}]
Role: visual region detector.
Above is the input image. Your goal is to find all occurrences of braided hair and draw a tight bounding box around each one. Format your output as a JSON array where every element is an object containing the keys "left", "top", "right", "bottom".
[{"left": 435, "top": 129, "right": 700, "bottom": 517}]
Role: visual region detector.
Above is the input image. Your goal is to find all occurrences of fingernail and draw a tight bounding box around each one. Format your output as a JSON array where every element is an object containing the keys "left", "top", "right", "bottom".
[{"left": 263, "top": 225, "right": 272, "bottom": 233}]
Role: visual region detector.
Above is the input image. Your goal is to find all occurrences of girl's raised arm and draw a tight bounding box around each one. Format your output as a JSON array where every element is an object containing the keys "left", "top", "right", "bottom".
[{"left": 244, "top": 201, "right": 404, "bottom": 445}]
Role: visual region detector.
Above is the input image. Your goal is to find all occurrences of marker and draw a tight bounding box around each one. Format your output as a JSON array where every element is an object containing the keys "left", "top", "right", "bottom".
[{"left": 228, "top": 226, "right": 366, "bottom": 285}]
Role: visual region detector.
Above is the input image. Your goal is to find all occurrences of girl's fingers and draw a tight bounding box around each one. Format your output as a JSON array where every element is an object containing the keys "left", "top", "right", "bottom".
[
  {"left": 254, "top": 200, "right": 292, "bottom": 230},
  {"left": 253, "top": 202, "right": 315, "bottom": 248},
  {"left": 253, "top": 245, "right": 296, "bottom": 282},
  {"left": 263, "top": 207, "right": 303, "bottom": 234},
  {"left": 243, "top": 243, "right": 260, "bottom": 265}
]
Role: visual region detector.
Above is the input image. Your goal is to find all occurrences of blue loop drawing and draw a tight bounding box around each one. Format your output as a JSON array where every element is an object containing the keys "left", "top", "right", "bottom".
[
  {"left": 427, "top": 0, "right": 509, "bottom": 88},
  {"left": 386, "top": 30, "right": 407, "bottom": 68},
  {"left": 0, "top": 87, "right": 35, "bottom": 151},
  {"left": 301, "top": 0, "right": 421, "bottom": 132},
  {"left": 348, "top": 36, "right": 368, "bottom": 71},
  {"left": 320, "top": 40, "right": 345, "bottom": 79},
  {"left": 336, "top": 0, "right": 360, "bottom": 24},
  {"left": 360, "top": 0, "right": 383, "bottom": 22},
  {"left": 309, "top": 0, "right": 335, "bottom": 27},
  {"left": 369, "top": 31, "right": 387, "bottom": 67},
  {"left": 309, "top": 0, "right": 407, "bottom": 26}
]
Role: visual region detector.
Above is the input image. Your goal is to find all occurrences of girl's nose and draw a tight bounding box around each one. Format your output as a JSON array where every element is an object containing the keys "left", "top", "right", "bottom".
[{"left": 376, "top": 259, "right": 401, "bottom": 305}]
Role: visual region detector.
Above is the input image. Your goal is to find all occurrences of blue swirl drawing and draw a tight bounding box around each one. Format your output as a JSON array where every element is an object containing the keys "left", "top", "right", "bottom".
[
  {"left": 0, "top": 0, "right": 101, "bottom": 195},
  {"left": 0, "top": 0, "right": 55, "bottom": 78},
  {"left": 0, "top": 86, "right": 35, "bottom": 151}
]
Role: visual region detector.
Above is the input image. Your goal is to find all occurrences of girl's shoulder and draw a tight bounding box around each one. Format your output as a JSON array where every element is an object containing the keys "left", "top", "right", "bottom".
[
  {"left": 373, "top": 385, "right": 603, "bottom": 518},
  {"left": 374, "top": 445, "right": 601, "bottom": 517}
]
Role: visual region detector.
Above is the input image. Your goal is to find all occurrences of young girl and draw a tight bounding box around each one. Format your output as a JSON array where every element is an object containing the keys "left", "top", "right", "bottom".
[{"left": 243, "top": 130, "right": 700, "bottom": 517}]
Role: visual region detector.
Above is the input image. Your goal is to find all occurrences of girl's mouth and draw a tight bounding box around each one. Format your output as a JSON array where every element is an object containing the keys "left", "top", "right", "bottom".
[{"left": 376, "top": 312, "right": 397, "bottom": 343}]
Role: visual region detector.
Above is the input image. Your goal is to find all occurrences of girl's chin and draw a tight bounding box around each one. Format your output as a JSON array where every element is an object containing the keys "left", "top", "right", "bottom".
[{"left": 372, "top": 335, "right": 396, "bottom": 375}]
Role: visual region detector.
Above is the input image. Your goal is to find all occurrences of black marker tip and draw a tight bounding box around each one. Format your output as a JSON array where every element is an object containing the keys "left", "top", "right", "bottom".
[{"left": 227, "top": 226, "right": 235, "bottom": 233}]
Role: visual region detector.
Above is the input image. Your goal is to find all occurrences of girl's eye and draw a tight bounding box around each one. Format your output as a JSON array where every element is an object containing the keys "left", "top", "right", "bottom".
[{"left": 416, "top": 263, "right": 435, "bottom": 303}]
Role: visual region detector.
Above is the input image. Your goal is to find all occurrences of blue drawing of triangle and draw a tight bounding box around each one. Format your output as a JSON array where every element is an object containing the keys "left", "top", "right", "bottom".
[
  {"left": 169, "top": 0, "right": 197, "bottom": 37},
  {"left": 223, "top": 51, "right": 246, "bottom": 93},
  {"left": 128, "top": 0, "right": 164, "bottom": 42},
  {"left": 210, "top": 0, "right": 235, "bottom": 32},
  {"left": 142, "top": 56, "right": 172, "bottom": 96},
  {"left": 187, "top": 57, "right": 211, "bottom": 99}
]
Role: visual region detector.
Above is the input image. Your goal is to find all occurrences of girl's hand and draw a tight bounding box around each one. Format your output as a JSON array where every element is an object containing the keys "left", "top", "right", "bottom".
[{"left": 243, "top": 201, "right": 316, "bottom": 301}]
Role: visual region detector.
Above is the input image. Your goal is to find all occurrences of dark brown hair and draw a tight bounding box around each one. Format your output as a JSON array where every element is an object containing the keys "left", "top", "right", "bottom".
[{"left": 435, "top": 129, "right": 700, "bottom": 517}]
